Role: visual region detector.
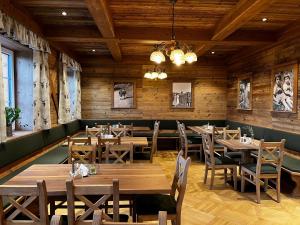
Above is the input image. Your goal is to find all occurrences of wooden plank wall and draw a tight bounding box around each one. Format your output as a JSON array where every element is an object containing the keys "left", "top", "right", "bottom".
[
  {"left": 227, "top": 38, "right": 300, "bottom": 134},
  {"left": 81, "top": 60, "right": 227, "bottom": 120}
]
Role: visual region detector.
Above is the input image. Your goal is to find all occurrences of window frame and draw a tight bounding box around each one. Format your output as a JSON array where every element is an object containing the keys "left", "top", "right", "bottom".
[{"left": 1, "top": 47, "right": 15, "bottom": 108}]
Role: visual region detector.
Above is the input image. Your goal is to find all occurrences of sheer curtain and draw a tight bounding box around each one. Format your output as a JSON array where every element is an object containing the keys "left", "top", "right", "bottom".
[
  {"left": 33, "top": 50, "right": 51, "bottom": 131},
  {"left": 0, "top": 43, "right": 6, "bottom": 142},
  {"left": 58, "top": 53, "right": 81, "bottom": 124}
]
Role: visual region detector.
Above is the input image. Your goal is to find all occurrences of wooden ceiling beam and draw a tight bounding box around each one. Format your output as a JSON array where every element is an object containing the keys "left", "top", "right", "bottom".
[
  {"left": 197, "top": 0, "right": 278, "bottom": 56},
  {"left": 85, "top": 0, "right": 122, "bottom": 61}
]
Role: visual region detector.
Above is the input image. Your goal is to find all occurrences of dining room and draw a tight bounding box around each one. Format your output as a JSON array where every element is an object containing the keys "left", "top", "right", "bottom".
[{"left": 1, "top": 0, "right": 300, "bottom": 224}]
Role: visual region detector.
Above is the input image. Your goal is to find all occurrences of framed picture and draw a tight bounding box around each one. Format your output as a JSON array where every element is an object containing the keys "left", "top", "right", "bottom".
[
  {"left": 112, "top": 81, "right": 136, "bottom": 109},
  {"left": 237, "top": 73, "right": 252, "bottom": 110},
  {"left": 272, "top": 61, "right": 298, "bottom": 113},
  {"left": 171, "top": 82, "right": 193, "bottom": 108}
]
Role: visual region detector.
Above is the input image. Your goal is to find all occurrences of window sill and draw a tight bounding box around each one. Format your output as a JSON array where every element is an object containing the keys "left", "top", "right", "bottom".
[{"left": 6, "top": 130, "right": 33, "bottom": 141}]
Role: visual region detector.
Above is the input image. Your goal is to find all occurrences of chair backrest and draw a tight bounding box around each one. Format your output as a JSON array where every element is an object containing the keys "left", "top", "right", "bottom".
[
  {"left": 67, "top": 136, "right": 92, "bottom": 146},
  {"left": 202, "top": 132, "right": 216, "bottom": 165},
  {"left": 0, "top": 180, "right": 49, "bottom": 225},
  {"left": 105, "top": 143, "right": 134, "bottom": 164},
  {"left": 86, "top": 126, "right": 102, "bottom": 137},
  {"left": 170, "top": 151, "right": 191, "bottom": 216},
  {"left": 66, "top": 179, "right": 120, "bottom": 225},
  {"left": 97, "top": 136, "right": 121, "bottom": 147},
  {"left": 150, "top": 121, "right": 160, "bottom": 159},
  {"left": 111, "top": 124, "right": 133, "bottom": 137},
  {"left": 256, "top": 139, "right": 286, "bottom": 175},
  {"left": 223, "top": 127, "right": 241, "bottom": 140},
  {"left": 69, "top": 145, "right": 96, "bottom": 164},
  {"left": 92, "top": 210, "right": 167, "bottom": 225},
  {"left": 177, "top": 123, "right": 189, "bottom": 159},
  {"left": 212, "top": 126, "right": 226, "bottom": 143},
  {"left": 96, "top": 124, "right": 111, "bottom": 135}
]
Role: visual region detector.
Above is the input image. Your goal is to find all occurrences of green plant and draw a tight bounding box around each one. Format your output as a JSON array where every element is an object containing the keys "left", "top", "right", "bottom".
[{"left": 5, "top": 107, "right": 21, "bottom": 126}]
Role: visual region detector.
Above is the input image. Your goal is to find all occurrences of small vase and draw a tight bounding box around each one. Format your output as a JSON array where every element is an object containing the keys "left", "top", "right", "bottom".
[{"left": 6, "top": 125, "right": 13, "bottom": 137}]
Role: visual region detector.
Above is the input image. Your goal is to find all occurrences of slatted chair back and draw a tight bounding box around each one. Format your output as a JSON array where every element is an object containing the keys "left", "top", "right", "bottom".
[
  {"left": 93, "top": 210, "right": 167, "bottom": 225},
  {"left": 151, "top": 121, "right": 160, "bottom": 157},
  {"left": 256, "top": 139, "right": 286, "bottom": 175},
  {"left": 67, "top": 136, "right": 92, "bottom": 147},
  {"left": 0, "top": 180, "right": 49, "bottom": 225},
  {"left": 170, "top": 151, "right": 191, "bottom": 217},
  {"left": 111, "top": 124, "right": 133, "bottom": 137},
  {"left": 202, "top": 132, "right": 216, "bottom": 166},
  {"left": 86, "top": 126, "right": 102, "bottom": 137},
  {"left": 66, "top": 179, "right": 120, "bottom": 225},
  {"left": 96, "top": 124, "right": 111, "bottom": 135},
  {"left": 212, "top": 126, "right": 226, "bottom": 143},
  {"left": 97, "top": 136, "right": 121, "bottom": 147},
  {"left": 105, "top": 143, "right": 134, "bottom": 164},
  {"left": 69, "top": 145, "right": 96, "bottom": 164},
  {"left": 223, "top": 127, "right": 241, "bottom": 140},
  {"left": 178, "top": 124, "right": 189, "bottom": 159}
]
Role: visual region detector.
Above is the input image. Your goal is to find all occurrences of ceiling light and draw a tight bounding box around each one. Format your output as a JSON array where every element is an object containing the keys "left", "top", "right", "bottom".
[
  {"left": 211, "top": 51, "right": 215, "bottom": 55},
  {"left": 62, "top": 11, "right": 67, "bottom": 16},
  {"left": 262, "top": 17, "right": 268, "bottom": 22},
  {"left": 144, "top": 67, "right": 168, "bottom": 80},
  {"left": 92, "top": 49, "right": 96, "bottom": 52},
  {"left": 149, "top": 0, "right": 197, "bottom": 65}
]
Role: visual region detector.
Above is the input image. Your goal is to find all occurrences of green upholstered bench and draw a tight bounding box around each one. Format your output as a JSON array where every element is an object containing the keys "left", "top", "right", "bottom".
[{"left": 281, "top": 153, "right": 300, "bottom": 196}]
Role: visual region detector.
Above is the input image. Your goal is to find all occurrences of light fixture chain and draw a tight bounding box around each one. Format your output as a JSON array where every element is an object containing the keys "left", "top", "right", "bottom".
[{"left": 171, "top": 0, "right": 175, "bottom": 40}]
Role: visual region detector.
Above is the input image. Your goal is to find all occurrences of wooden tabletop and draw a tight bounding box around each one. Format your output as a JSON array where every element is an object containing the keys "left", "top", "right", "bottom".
[
  {"left": 4, "top": 164, "right": 171, "bottom": 196},
  {"left": 216, "top": 139, "right": 259, "bottom": 151},
  {"left": 188, "top": 126, "right": 213, "bottom": 134}
]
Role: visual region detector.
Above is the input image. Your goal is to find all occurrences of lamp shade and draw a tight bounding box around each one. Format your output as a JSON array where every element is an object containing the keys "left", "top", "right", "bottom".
[
  {"left": 185, "top": 51, "right": 197, "bottom": 63},
  {"left": 151, "top": 72, "right": 159, "bottom": 79},
  {"left": 158, "top": 72, "right": 168, "bottom": 79},
  {"left": 170, "top": 49, "right": 184, "bottom": 62},
  {"left": 150, "top": 51, "right": 165, "bottom": 64},
  {"left": 144, "top": 72, "right": 152, "bottom": 79}
]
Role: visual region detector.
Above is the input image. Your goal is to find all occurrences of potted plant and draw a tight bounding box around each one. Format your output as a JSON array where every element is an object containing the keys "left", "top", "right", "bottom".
[{"left": 5, "top": 107, "right": 21, "bottom": 137}]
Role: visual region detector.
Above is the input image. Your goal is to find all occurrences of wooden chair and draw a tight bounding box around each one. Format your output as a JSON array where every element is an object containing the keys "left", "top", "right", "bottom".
[
  {"left": 96, "top": 124, "right": 112, "bottom": 135},
  {"left": 50, "top": 215, "right": 62, "bottom": 225},
  {"left": 241, "top": 139, "right": 286, "bottom": 204},
  {"left": 105, "top": 143, "right": 133, "bottom": 164},
  {"left": 134, "top": 151, "right": 191, "bottom": 225},
  {"left": 93, "top": 210, "right": 167, "bottom": 225},
  {"left": 111, "top": 124, "right": 133, "bottom": 137},
  {"left": 0, "top": 180, "right": 50, "bottom": 225},
  {"left": 97, "top": 136, "right": 121, "bottom": 163},
  {"left": 134, "top": 121, "right": 160, "bottom": 163},
  {"left": 212, "top": 126, "right": 227, "bottom": 153},
  {"left": 67, "top": 136, "right": 92, "bottom": 147},
  {"left": 202, "top": 132, "right": 237, "bottom": 190},
  {"left": 66, "top": 179, "right": 122, "bottom": 224},
  {"left": 223, "top": 128, "right": 242, "bottom": 162},
  {"left": 86, "top": 126, "right": 102, "bottom": 137},
  {"left": 69, "top": 145, "right": 97, "bottom": 164},
  {"left": 178, "top": 123, "right": 202, "bottom": 160}
]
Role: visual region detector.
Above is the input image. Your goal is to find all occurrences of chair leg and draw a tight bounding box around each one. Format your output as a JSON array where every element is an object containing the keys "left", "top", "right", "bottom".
[
  {"left": 210, "top": 168, "right": 215, "bottom": 190},
  {"left": 233, "top": 168, "right": 237, "bottom": 191},
  {"left": 264, "top": 179, "right": 268, "bottom": 192},
  {"left": 175, "top": 213, "right": 181, "bottom": 225},
  {"left": 277, "top": 176, "right": 281, "bottom": 203},
  {"left": 256, "top": 178, "right": 261, "bottom": 204},
  {"left": 204, "top": 164, "right": 208, "bottom": 184},
  {"left": 241, "top": 169, "right": 245, "bottom": 193},
  {"left": 224, "top": 169, "right": 227, "bottom": 185}
]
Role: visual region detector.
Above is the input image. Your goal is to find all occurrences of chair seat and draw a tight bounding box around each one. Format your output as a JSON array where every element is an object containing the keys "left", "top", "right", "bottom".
[
  {"left": 133, "top": 152, "right": 151, "bottom": 161},
  {"left": 210, "top": 155, "right": 237, "bottom": 165},
  {"left": 135, "top": 194, "right": 176, "bottom": 215},
  {"left": 242, "top": 163, "right": 277, "bottom": 174}
]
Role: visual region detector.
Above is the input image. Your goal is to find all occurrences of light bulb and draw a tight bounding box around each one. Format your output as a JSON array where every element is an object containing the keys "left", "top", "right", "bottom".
[{"left": 150, "top": 51, "right": 165, "bottom": 64}]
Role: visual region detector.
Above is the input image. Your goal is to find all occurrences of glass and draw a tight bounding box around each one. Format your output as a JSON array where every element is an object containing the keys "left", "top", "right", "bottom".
[{"left": 89, "top": 164, "right": 97, "bottom": 175}]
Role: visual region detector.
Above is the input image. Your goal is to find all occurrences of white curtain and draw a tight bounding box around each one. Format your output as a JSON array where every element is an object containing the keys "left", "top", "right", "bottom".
[
  {"left": 58, "top": 53, "right": 81, "bottom": 124},
  {"left": 0, "top": 43, "right": 6, "bottom": 142},
  {"left": 33, "top": 51, "right": 51, "bottom": 131},
  {"left": 0, "top": 10, "right": 50, "bottom": 53}
]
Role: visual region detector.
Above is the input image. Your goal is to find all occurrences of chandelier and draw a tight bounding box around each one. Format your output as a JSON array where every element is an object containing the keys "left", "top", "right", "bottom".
[
  {"left": 150, "top": 0, "right": 197, "bottom": 66},
  {"left": 144, "top": 67, "right": 168, "bottom": 80}
]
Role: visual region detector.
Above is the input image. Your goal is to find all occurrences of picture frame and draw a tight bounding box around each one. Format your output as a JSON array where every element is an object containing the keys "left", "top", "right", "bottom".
[
  {"left": 272, "top": 61, "right": 298, "bottom": 113},
  {"left": 112, "top": 81, "right": 136, "bottom": 109},
  {"left": 237, "top": 73, "right": 252, "bottom": 110},
  {"left": 171, "top": 82, "right": 193, "bottom": 109}
]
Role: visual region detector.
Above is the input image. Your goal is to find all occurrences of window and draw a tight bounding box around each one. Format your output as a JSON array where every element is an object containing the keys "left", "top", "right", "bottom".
[
  {"left": 67, "top": 68, "right": 77, "bottom": 120},
  {"left": 1, "top": 47, "right": 14, "bottom": 107}
]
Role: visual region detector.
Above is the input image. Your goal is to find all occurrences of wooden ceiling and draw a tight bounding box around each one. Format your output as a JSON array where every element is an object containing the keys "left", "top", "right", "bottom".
[{"left": 7, "top": 0, "right": 300, "bottom": 64}]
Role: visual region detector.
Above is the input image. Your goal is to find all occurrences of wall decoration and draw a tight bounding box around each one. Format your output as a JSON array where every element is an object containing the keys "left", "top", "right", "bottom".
[
  {"left": 237, "top": 74, "right": 252, "bottom": 110},
  {"left": 171, "top": 82, "right": 193, "bottom": 108},
  {"left": 112, "top": 81, "right": 136, "bottom": 109},
  {"left": 272, "top": 61, "right": 298, "bottom": 113}
]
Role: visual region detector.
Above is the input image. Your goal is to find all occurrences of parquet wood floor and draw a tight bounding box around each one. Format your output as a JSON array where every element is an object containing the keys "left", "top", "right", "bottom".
[{"left": 153, "top": 151, "right": 300, "bottom": 225}]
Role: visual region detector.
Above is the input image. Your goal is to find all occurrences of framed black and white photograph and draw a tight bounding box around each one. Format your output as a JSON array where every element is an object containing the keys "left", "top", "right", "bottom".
[
  {"left": 112, "top": 81, "right": 136, "bottom": 109},
  {"left": 237, "top": 74, "right": 252, "bottom": 110},
  {"left": 171, "top": 82, "right": 193, "bottom": 108},
  {"left": 272, "top": 61, "right": 298, "bottom": 113}
]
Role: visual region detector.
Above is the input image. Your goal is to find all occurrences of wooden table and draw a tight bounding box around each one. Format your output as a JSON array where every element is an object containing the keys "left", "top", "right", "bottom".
[
  {"left": 4, "top": 164, "right": 171, "bottom": 196},
  {"left": 188, "top": 126, "right": 213, "bottom": 135},
  {"left": 216, "top": 139, "right": 259, "bottom": 163}
]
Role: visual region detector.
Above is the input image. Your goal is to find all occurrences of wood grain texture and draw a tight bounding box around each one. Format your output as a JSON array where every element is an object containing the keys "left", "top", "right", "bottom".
[
  {"left": 81, "top": 61, "right": 227, "bottom": 120},
  {"left": 227, "top": 37, "right": 300, "bottom": 134}
]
